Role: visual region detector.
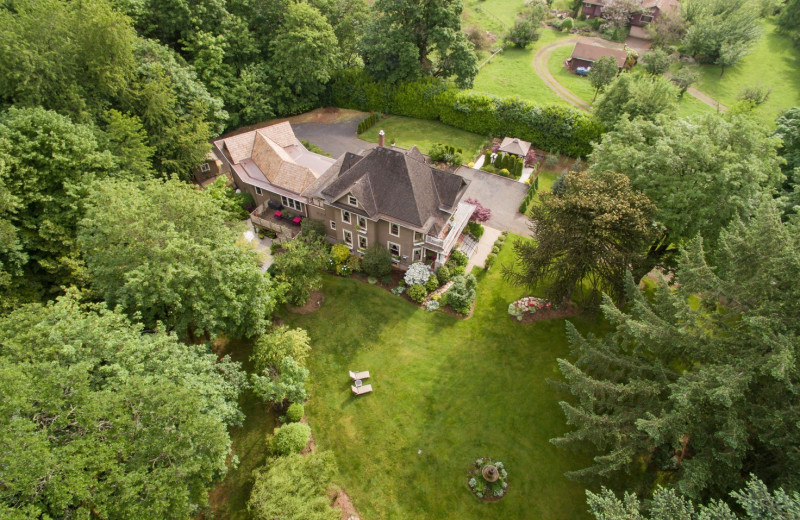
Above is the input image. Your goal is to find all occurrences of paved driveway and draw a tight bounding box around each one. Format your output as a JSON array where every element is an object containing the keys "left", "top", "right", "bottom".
[
  {"left": 293, "top": 118, "right": 376, "bottom": 158},
  {"left": 456, "top": 166, "right": 531, "bottom": 236}
]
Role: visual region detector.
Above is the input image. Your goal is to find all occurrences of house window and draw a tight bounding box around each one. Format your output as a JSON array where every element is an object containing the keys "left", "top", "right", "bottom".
[
  {"left": 358, "top": 235, "right": 368, "bottom": 250},
  {"left": 200, "top": 163, "right": 211, "bottom": 172},
  {"left": 342, "top": 210, "right": 352, "bottom": 224},
  {"left": 388, "top": 241, "right": 400, "bottom": 257},
  {"left": 414, "top": 231, "right": 424, "bottom": 243},
  {"left": 255, "top": 187, "right": 263, "bottom": 196},
  {"left": 413, "top": 248, "right": 422, "bottom": 261},
  {"left": 343, "top": 230, "right": 353, "bottom": 247},
  {"left": 348, "top": 195, "right": 358, "bottom": 206},
  {"left": 390, "top": 223, "right": 400, "bottom": 236},
  {"left": 640, "top": 14, "right": 653, "bottom": 23},
  {"left": 281, "top": 196, "right": 304, "bottom": 212},
  {"left": 357, "top": 216, "right": 367, "bottom": 231},
  {"left": 330, "top": 220, "right": 336, "bottom": 230}
]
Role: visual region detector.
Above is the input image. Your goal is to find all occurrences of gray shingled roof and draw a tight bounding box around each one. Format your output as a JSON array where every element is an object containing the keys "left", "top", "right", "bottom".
[{"left": 318, "top": 147, "right": 469, "bottom": 231}]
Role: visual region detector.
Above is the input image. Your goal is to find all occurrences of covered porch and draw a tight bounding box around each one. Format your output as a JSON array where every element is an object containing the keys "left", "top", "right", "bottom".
[
  {"left": 425, "top": 201, "right": 476, "bottom": 268},
  {"left": 249, "top": 200, "right": 304, "bottom": 241}
]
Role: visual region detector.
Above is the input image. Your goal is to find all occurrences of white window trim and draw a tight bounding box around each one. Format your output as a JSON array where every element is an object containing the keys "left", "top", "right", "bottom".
[
  {"left": 341, "top": 209, "right": 352, "bottom": 224},
  {"left": 348, "top": 195, "right": 358, "bottom": 206},
  {"left": 413, "top": 248, "right": 422, "bottom": 261},
  {"left": 255, "top": 186, "right": 263, "bottom": 195},
  {"left": 281, "top": 196, "right": 304, "bottom": 212},
  {"left": 343, "top": 229, "right": 354, "bottom": 248},
  {"left": 330, "top": 220, "right": 336, "bottom": 230},
  {"left": 200, "top": 163, "right": 211, "bottom": 172},
  {"left": 413, "top": 231, "right": 424, "bottom": 245},
  {"left": 388, "top": 241, "right": 401, "bottom": 258},
  {"left": 358, "top": 235, "right": 368, "bottom": 251},
  {"left": 357, "top": 216, "right": 367, "bottom": 233},
  {"left": 389, "top": 223, "right": 400, "bottom": 237}
]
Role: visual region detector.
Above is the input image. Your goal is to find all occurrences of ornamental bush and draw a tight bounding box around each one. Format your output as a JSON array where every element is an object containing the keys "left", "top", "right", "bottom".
[
  {"left": 425, "top": 272, "right": 439, "bottom": 292},
  {"left": 330, "top": 244, "right": 350, "bottom": 265},
  {"left": 270, "top": 422, "right": 311, "bottom": 455},
  {"left": 407, "top": 284, "right": 428, "bottom": 303},
  {"left": 285, "top": 403, "right": 304, "bottom": 423},
  {"left": 362, "top": 244, "right": 393, "bottom": 277},
  {"left": 436, "top": 264, "right": 451, "bottom": 284},
  {"left": 467, "top": 221, "right": 485, "bottom": 240},
  {"left": 425, "top": 300, "right": 440, "bottom": 311},
  {"left": 450, "top": 250, "right": 468, "bottom": 267},
  {"left": 485, "top": 253, "right": 497, "bottom": 270},
  {"left": 404, "top": 262, "right": 431, "bottom": 286},
  {"left": 451, "top": 265, "right": 466, "bottom": 277},
  {"left": 445, "top": 274, "right": 477, "bottom": 314}
]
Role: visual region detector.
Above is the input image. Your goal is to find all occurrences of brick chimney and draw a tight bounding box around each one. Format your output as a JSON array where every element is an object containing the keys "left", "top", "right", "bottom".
[{"left": 378, "top": 130, "right": 385, "bottom": 147}]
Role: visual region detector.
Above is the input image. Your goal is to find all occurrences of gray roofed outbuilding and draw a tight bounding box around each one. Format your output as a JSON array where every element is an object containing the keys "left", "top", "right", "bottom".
[{"left": 499, "top": 137, "right": 532, "bottom": 157}]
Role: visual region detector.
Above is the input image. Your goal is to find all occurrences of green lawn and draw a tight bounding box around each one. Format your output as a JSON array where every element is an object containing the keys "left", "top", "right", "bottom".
[
  {"left": 279, "top": 241, "right": 611, "bottom": 520},
  {"left": 689, "top": 19, "right": 800, "bottom": 125},
  {"left": 359, "top": 115, "right": 488, "bottom": 161},
  {"left": 472, "top": 30, "right": 575, "bottom": 107},
  {"left": 462, "top": 0, "right": 527, "bottom": 35}
]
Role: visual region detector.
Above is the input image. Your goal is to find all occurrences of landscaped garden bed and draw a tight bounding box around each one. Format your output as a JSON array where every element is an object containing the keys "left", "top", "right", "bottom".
[
  {"left": 467, "top": 457, "right": 509, "bottom": 501},
  {"left": 508, "top": 296, "right": 580, "bottom": 323}
]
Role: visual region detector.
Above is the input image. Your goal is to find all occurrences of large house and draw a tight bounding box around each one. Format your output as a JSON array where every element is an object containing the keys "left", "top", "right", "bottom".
[
  {"left": 581, "top": 0, "right": 680, "bottom": 26},
  {"left": 215, "top": 122, "right": 474, "bottom": 269}
]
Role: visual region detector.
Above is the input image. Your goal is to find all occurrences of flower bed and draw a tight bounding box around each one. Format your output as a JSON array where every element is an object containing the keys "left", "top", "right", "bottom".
[
  {"left": 508, "top": 297, "right": 554, "bottom": 321},
  {"left": 467, "top": 457, "right": 508, "bottom": 501}
]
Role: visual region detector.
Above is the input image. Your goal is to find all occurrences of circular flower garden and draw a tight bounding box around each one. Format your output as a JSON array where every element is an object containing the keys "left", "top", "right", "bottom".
[
  {"left": 508, "top": 296, "right": 554, "bottom": 321},
  {"left": 467, "top": 457, "right": 508, "bottom": 500}
]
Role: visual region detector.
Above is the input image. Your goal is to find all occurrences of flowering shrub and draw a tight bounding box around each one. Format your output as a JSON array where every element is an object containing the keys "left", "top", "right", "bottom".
[
  {"left": 425, "top": 300, "right": 440, "bottom": 311},
  {"left": 407, "top": 284, "right": 427, "bottom": 303},
  {"left": 390, "top": 286, "right": 405, "bottom": 296},
  {"left": 404, "top": 262, "right": 431, "bottom": 286},
  {"left": 507, "top": 296, "right": 555, "bottom": 321},
  {"left": 464, "top": 197, "right": 492, "bottom": 223},
  {"left": 467, "top": 457, "right": 509, "bottom": 501}
]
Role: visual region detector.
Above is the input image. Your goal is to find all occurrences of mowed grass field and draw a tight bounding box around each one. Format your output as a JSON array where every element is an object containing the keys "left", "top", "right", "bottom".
[
  {"left": 280, "top": 241, "right": 612, "bottom": 520},
  {"left": 689, "top": 19, "right": 800, "bottom": 125},
  {"left": 358, "top": 115, "right": 488, "bottom": 161}
]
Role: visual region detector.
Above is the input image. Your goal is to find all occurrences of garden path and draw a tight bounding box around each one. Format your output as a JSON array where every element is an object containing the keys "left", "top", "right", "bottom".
[{"left": 466, "top": 226, "right": 503, "bottom": 272}]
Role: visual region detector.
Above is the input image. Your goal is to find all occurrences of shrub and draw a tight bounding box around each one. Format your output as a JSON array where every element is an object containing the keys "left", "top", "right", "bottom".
[
  {"left": 407, "top": 284, "right": 428, "bottom": 303},
  {"left": 436, "top": 264, "right": 451, "bottom": 284},
  {"left": 390, "top": 285, "right": 405, "bottom": 296},
  {"left": 545, "top": 152, "right": 559, "bottom": 170},
  {"left": 432, "top": 293, "right": 442, "bottom": 302},
  {"left": 491, "top": 246, "right": 500, "bottom": 254},
  {"left": 270, "top": 422, "right": 311, "bottom": 455},
  {"left": 404, "top": 262, "right": 431, "bottom": 286},
  {"left": 429, "top": 142, "right": 463, "bottom": 166},
  {"left": 445, "top": 274, "right": 477, "bottom": 314},
  {"left": 380, "top": 274, "right": 392, "bottom": 285},
  {"left": 450, "top": 250, "right": 468, "bottom": 267},
  {"left": 560, "top": 17, "right": 574, "bottom": 30},
  {"left": 270, "top": 242, "right": 281, "bottom": 255},
  {"left": 451, "top": 265, "right": 466, "bottom": 276},
  {"left": 425, "top": 300, "right": 440, "bottom": 311},
  {"left": 362, "top": 244, "right": 393, "bottom": 277},
  {"left": 330, "top": 244, "right": 350, "bottom": 265},
  {"left": 285, "top": 403, "right": 304, "bottom": 423},
  {"left": 301, "top": 218, "right": 326, "bottom": 239},
  {"left": 251, "top": 326, "right": 311, "bottom": 372},
  {"left": 467, "top": 221, "right": 485, "bottom": 240},
  {"left": 482, "top": 164, "right": 497, "bottom": 174},
  {"left": 485, "top": 253, "right": 497, "bottom": 269},
  {"left": 425, "top": 272, "right": 439, "bottom": 292}
]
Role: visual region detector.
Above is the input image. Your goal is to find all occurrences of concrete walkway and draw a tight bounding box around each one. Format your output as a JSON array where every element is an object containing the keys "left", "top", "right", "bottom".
[
  {"left": 467, "top": 226, "right": 503, "bottom": 272},
  {"left": 243, "top": 220, "right": 274, "bottom": 271}
]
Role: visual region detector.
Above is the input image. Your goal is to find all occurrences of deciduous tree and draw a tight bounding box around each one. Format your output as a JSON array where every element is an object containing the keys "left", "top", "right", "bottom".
[
  {"left": 251, "top": 326, "right": 312, "bottom": 372},
  {"left": 588, "top": 56, "right": 619, "bottom": 102},
  {"left": 78, "top": 178, "right": 275, "bottom": 339},
  {"left": 271, "top": 237, "right": 329, "bottom": 306},
  {"left": 0, "top": 293, "right": 246, "bottom": 519},
  {"left": 594, "top": 73, "right": 678, "bottom": 127},
  {"left": 682, "top": 0, "right": 760, "bottom": 71},
  {"left": 641, "top": 48, "right": 672, "bottom": 76},
  {"left": 251, "top": 356, "right": 310, "bottom": 405},
  {"left": 589, "top": 114, "right": 783, "bottom": 275},
  {"left": 504, "top": 170, "right": 654, "bottom": 307}
]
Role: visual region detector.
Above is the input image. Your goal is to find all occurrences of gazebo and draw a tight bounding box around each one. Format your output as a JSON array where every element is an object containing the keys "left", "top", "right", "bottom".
[{"left": 498, "top": 137, "right": 532, "bottom": 158}]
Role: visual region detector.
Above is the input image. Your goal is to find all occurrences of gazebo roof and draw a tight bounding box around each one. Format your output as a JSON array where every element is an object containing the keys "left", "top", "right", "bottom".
[{"left": 499, "top": 137, "right": 532, "bottom": 157}]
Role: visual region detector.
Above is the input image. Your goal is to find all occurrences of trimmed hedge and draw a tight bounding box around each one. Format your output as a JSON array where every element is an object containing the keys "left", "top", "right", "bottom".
[
  {"left": 326, "top": 68, "right": 602, "bottom": 158},
  {"left": 357, "top": 112, "right": 380, "bottom": 134},
  {"left": 518, "top": 175, "right": 540, "bottom": 215}
]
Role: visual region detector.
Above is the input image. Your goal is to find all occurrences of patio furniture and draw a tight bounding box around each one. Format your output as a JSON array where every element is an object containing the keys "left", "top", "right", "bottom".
[
  {"left": 351, "top": 384, "right": 373, "bottom": 395},
  {"left": 292, "top": 216, "right": 302, "bottom": 225},
  {"left": 354, "top": 379, "right": 363, "bottom": 388},
  {"left": 274, "top": 210, "right": 282, "bottom": 218},
  {"left": 349, "top": 370, "right": 370, "bottom": 380}
]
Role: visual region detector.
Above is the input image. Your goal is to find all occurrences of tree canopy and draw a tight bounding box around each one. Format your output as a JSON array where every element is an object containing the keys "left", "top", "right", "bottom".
[
  {"left": 361, "top": 0, "right": 478, "bottom": 88},
  {"left": 594, "top": 72, "right": 679, "bottom": 128},
  {"left": 553, "top": 201, "right": 800, "bottom": 499},
  {"left": 682, "top": 0, "right": 761, "bottom": 73},
  {"left": 589, "top": 113, "right": 783, "bottom": 274},
  {"left": 0, "top": 293, "right": 246, "bottom": 519},
  {"left": 505, "top": 170, "right": 654, "bottom": 307},
  {"left": 78, "top": 178, "right": 275, "bottom": 339}
]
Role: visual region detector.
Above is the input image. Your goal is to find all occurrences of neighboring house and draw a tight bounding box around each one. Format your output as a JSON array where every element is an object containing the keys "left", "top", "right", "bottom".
[
  {"left": 499, "top": 137, "right": 531, "bottom": 158},
  {"left": 305, "top": 145, "right": 474, "bottom": 269},
  {"left": 581, "top": 0, "right": 680, "bottom": 25},
  {"left": 566, "top": 40, "right": 629, "bottom": 72},
  {"left": 213, "top": 122, "right": 336, "bottom": 237}
]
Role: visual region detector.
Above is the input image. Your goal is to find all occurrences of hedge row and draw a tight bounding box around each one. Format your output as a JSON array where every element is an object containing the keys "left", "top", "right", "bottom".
[
  {"left": 518, "top": 176, "right": 540, "bottom": 214},
  {"left": 357, "top": 113, "right": 380, "bottom": 134},
  {"left": 326, "top": 68, "right": 602, "bottom": 158}
]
